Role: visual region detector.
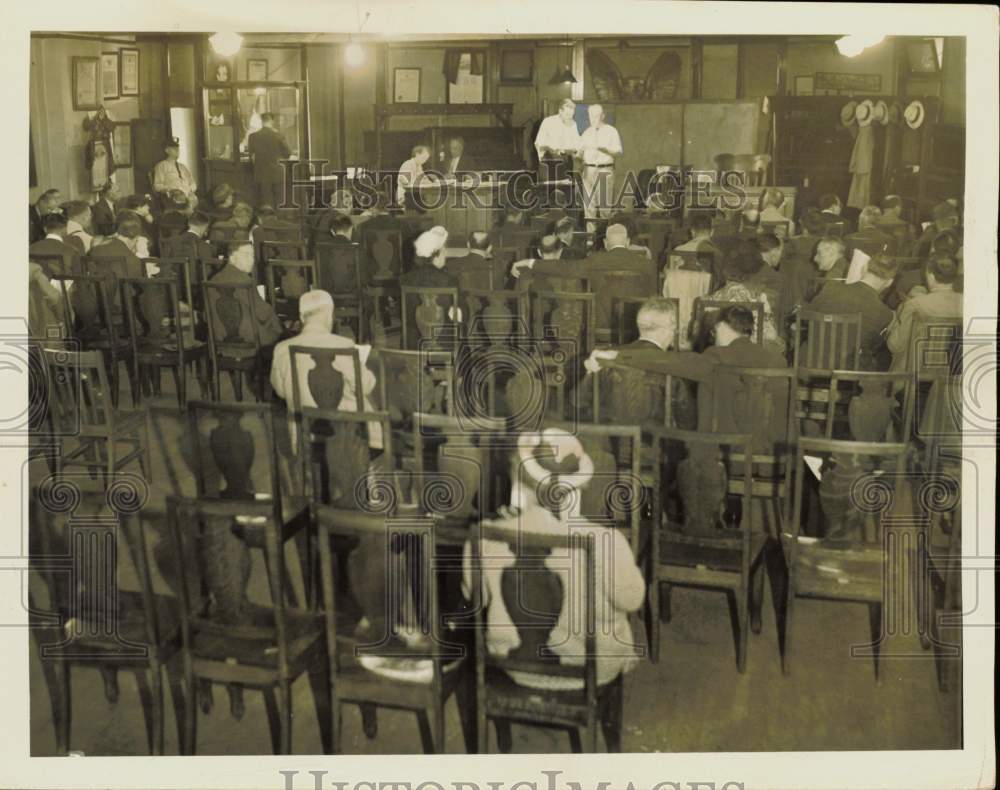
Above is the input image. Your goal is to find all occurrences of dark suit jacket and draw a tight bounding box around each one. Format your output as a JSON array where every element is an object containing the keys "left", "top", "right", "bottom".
[
  {"left": 534, "top": 246, "right": 658, "bottom": 331},
  {"left": 444, "top": 252, "right": 493, "bottom": 291},
  {"left": 90, "top": 198, "right": 117, "bottom": 237},
  {"left": 208, "top": 263, "right": 283, "bottom": 347},
  {"left": 159, "top": 210, "right": 189, "bottom": 239},
  {"left": 806, "top": 281, "right": 893, "bottom": 369},
  {"left": 558, "top": 243, "right": 586, "bottom": 261},
  {"left": 821, "top": 210, "right": 853, "bottom": 234},
  {"left": 88, "top": 238, "right": 144, "bottom": 280},
  {"left": 248, "top": 127, "right": 292, "bottom": 185},
  {"left": 29, "top": 206, "right": 45, "bottom": 245},
  {"left": 162, "top": 231, "right": 216, "bottom": 282},
  {"left": 29, "top": 237, "right": 81, "bottom": 276},
  {"left": 399, "top": 263, "right": 458, "bottom": 290},
  {"left": 443, "top": 153, "right": 480, "bottom": 174}
]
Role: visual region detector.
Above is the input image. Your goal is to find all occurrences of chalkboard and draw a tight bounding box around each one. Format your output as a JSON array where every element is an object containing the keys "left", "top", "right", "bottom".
[
  {"left": 600, "top": 103, "right": 683, "bottom": 178},
  {"left": 682, "top": 102, "right": 760, "bottom": 172}
]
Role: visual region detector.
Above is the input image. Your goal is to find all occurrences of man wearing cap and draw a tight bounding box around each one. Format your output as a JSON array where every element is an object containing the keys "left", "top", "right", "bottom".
[
  {"left": 270, "top": 290, "right": 380, "bottom": 449},
  {"left": 152, "top": 138, "right": 198, "bottom": 206},
  {"left": 444, "top": 231, "right": 494, "bottom": 290},
  {"left": 208, "top": 243, "right": 283, "bottom": 348},
  {"left": 248, "top": 113, "right": 292, "bottom": 210}
]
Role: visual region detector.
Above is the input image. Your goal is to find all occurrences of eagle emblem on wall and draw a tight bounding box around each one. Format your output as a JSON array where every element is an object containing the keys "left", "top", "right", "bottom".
[{"left": 586, "top": 49, "right": 682, "bottom": 101}]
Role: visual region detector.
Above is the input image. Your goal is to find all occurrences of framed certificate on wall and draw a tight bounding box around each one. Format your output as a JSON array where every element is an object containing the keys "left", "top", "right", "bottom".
[
  {"left": 112, "top": 122, "right": 132, "bottom": 166},
  {"left": 72, "top": 57, "right": 100, "bottom": 110},
  {"left": 120, "top": 47, "right": 140, "bottom": 96},
  {"left": 101, "top": 52, "right": 120, "bottom": 100},
  {"left": 393, "top": 67, "right": 421, "bottom": 103}
]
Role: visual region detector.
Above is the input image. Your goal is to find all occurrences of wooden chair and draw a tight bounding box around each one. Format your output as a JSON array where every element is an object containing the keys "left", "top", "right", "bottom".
[
  {"left": 42, "top": 348, "right": 150, "bottom": 484},
  {"left": 30, "top": 480, "right": 182, "bottom": 754},
  {"left": 313, "top": 505, "right": 475, "bottom": 753},
  {"left": 794, "top": 369, "right": 914, "bottom": 443},
  {"left": 495, "top": 227, "right": 539, "bottom": 260},
  {"left": 610, "top": 295, "right": 680, "bottom": 347},
  {"left": 400, "top": 286, "right": 461, "bottom": 352},
  {"left": 692, "top": 298, "right": 765, "bottom": 347},
  {"left": 361, "top": 226, "right": 404, "bottom": 282},
  {"left": 315, "top": 242, "right": 365, "bottom": 341},
  {"left": 263, "top": 258, "right": 319, "bottom": 325},
  {"left": 50, "top": 272, "right": 140, "bottom": 408},
  {"left": 259, "top": 239, "right": 309, "bottom": 271},
  {"left": 201, "top": 280, "right": 268, "bottom": 402},
  {"left": 123, "top": 277, "right": 210, "bottom": 407},
  {"left": 165, "top": 495, "right": 330, "bottom": 754},
  {"left": 208, "top": 226, "right": 251, "bottom": 258},
  {"left": 528, "top": 290, "right": 595, "bottom": 419},
  {"left": 823, "top": 219, "right": 847, "bottom": 237},
  {"left": 647, "top": 427, "right": 765, "bottom": 670},
  {"left": 470, "top": 521, "right": 625, "bottom": 753},
  {"left": 30, "top": 251, "right": 79, "bottom": 276},
  {"left": 142, "top": 256, "right": 198, "bottom": 306},
  {"left": 793, "top": 309, "right": 862, "bottom": 371},
  {"left": 782, "top": 437, "right": 910, "bottom": 683},
  {"left": 634, "top": 215, "right": 674, "bottom": 263}
]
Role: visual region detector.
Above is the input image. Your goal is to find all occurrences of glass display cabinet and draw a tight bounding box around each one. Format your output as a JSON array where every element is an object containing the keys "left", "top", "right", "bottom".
[{"left": 202, "top": 82, "right": 305, "bottom": 199}]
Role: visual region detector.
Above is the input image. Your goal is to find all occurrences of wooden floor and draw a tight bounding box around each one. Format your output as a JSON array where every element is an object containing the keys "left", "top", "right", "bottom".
[{"left": 28, "top": 377, "right": 962, "bottom": 755}]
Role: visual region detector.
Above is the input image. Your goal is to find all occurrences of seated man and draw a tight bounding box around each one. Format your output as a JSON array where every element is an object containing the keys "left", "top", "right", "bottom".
[
  {"left": 669, "top": 214, "right": 723, "bottom": 284},
  {"left": 323, "top": 212, "right": 355, "bottom": 245},
  {"left": 29, "top": 211, "right": 80, "bottom": 276},
  {"left": 462, "top": 429, "right": 645, "bottom": 690},
  {"left": 209, "top": 182, "right": 236, "bottom": 221},
  {"left": 818, "top": 193, "right": 852, "bottom": 233},
  {"left": 805, "top": 252, "right": 898, "bottom": 370},
  {"left": 758, "top": 187, "right": 796, "bottom": 236},
  {"left": 119, "top": 194, "right": 156, "bottom": 257},
  {"left": 811, "top": 236, "right": 850, "bottom": 290},
  {"left": 159, "top": 190, "right": 192, "bottom": 239},
  {"left": 88, "top": 214, "right": 145, "bottom": 280},
  {"left": 914, "top": 201, "right": 961, "bottom": 258},
  {"left": 63, "top": 200, "right": 96, "bottom": 254},
  {"left": 270, "top": 290, "right": 381, "bottom": 451},
  {"left": 163, "top": 210, "right": 215, "bottom": 281},
  {"left": 510, "top": 234, "right": 575, "bottom": 291},
  {"left": 553, "top": 216, "right": 586, "bottom": 260},
  {"left": 749, "top": 232, "right": 788, "bottom": 324},
  {"left": 844, "top": 205, "right": 895, "bottom": 258},
  {"left": 211, "top": 201, "right": 255, "bottom": 241},
  {"left": 702, "top": 242, "right": 782, "bottom": 355},
  {"left": 208, "top": 243, "right": 283, "bottom": 348},
  {"left": 152, "top": 137, "right": 198, "bottom": 206},
  {"left": 30, "top": 188, "right": 62, "bottom": 245},
  {"left": 887, "top": 253, "right": 963, "bottom": 372},
  {"left": 444, "top": 231, "right": 493, "bottom": 290},
  {"left": 90, "top": 182, "right": 119, "bottom": 237}
]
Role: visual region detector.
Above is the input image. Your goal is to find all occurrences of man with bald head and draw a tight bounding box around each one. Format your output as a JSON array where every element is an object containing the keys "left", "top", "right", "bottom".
[{"left": 579, "top": 103, "right": 623, "bottom": 227}]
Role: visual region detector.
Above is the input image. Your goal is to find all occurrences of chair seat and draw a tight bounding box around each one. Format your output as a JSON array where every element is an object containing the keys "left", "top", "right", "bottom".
[
  {"left": 483, "top": 665, "right": 594, "bottom": 727},
  {"left": 191, "top": 603, "right": 324, "bottom": 672},
  {"left": 137, "top": 340, "right": 206, "bottom": 358},
  {"left": 659, "top": 528, "right": 767, "bottom": 573},
  {"left": 217, "top": 343, "right": 258, "bottom": 360},
  {"left": 54, "top": 590, "right": 181, "bottom": 660},
  {"left": 791, "top": 538, "right": 884, "bottom": 601},
  {"left": 75, "top": 408, "right": 146, "bottom": 437}
]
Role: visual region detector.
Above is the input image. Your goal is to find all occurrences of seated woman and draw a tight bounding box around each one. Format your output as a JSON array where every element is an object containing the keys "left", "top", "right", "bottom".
[
  {"left": 701, "top": 242, "right": 784, "bottom": 354},
  {"left": 463, "top": 429, "right": 645, "bottom": 690}
]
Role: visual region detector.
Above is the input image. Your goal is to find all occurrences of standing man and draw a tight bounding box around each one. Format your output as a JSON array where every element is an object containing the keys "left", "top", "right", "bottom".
[
  {"left": 152, "top": 138, "right": 198, "bottom": 207},
  {"left": 579, "top": 104, "right": 623, "bottom": 226},
  {"left": 534, "top": 98, "right": 582, "bottom": 184},
  {"left": 247, "top": 113, "right": 291, "bottom": 210}
]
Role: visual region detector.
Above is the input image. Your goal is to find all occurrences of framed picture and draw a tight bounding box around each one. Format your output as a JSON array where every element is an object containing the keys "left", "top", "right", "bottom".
[
  {"left": 500, "top": 50, "right": 534, "bottom": 85},
  {"left": 393, "top": 67, "right": 421, "bottom": 103},
  {"left": 206, "top": 58, "right": 233, "bottom": 83},
  {"left": 120, "top": 47, "right": 140, "bottom": 96},
  {"left": 794, "top": 75, "right": 814, "bottom": 96},
  {"left": 101, "top": 52, "right": 120, "bottom": 100},
  {"left": 111, "top": 122, "right": 132, "bottom": 167},
  {"left": 906, "top": 39, "right": 940, "bottom": 73},
  {"left": 247, "top": 58, "right": 268, "bottom": 81},
  {"left": 72, "top": 56, "right": 100, "bottom": 110}
]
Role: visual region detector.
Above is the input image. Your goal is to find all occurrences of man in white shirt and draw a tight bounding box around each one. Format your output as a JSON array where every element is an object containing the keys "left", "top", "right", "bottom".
[
  {"left": 152, "top": 138, "right": 198, "bottom": 206},
  {"left": 63, "top": 200, "right": 96, "bottom": 254},
  {"left": 397, "top": 145, "right": 432, "bottom": 207},
  {"left": 579, "top": 104, "right": 623, "bottom": 224},
  {"left": 534, "top": 98, "right": 582, "bottom": 183}
]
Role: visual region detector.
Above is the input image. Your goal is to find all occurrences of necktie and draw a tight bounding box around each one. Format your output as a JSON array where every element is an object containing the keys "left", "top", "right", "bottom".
[{"left": 176, "top": 162, "right": 183, "bottom": 179}]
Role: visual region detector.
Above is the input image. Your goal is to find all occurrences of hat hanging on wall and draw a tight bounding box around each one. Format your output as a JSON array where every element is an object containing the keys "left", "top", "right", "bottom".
[
  {"left": 855, "top": 99, "right": 875, "bottom": 127},
  {"left": 840, "top": 100, "right": 858, "bottom": 126},
  {"left": 888, "top": 102, "right": 902, "bottom": 125},
  {"left": 872, "top": 100, "right": 889, "bottom": 125},
  {"left": 904, "top": 100, "right": 926, "bottom": 130}
]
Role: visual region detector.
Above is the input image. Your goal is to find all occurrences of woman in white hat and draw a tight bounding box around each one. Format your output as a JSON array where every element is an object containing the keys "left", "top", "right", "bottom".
[
  {"left": 399, "top": 225, "right": 458, "bottom": 288},
  {"left": 462, "top": 429, "right": 646, "bottom": 692}
]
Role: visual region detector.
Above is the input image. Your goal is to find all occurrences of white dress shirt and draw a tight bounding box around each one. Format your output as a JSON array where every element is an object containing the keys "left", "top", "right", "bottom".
[
  {"left": 580, "top": 123, "right": 623, "bottom": 166},
  {"left": 397, "top": 157, "right": 424, "bottom": 203},
  {"left": 152, "top": 158, "right": 197, "bottom": 196},
  {"left": 65, "top": 220, "right": 93, "bottom": 252},
  {"left": 534, "top": 114, "right": 583, "bottom": 160}
]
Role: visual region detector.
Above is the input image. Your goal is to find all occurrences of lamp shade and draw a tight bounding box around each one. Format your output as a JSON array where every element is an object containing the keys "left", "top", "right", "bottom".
[{"left": 549, "top": 66, "right": 578, "bottom": 85}]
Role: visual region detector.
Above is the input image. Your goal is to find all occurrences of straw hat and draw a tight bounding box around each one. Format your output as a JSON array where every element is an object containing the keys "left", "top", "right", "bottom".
[
  {"left": 839, "top": 100, "right": 858, "bottom": 126},
  {"left": 904, "top": 100, "right": 925, "bottom": 130},
  {"left": 855, "top": 99, "right": 875, "bottom": 127},
  {"left": 872, "top": 100, "right": 889, "bottom": 125}
]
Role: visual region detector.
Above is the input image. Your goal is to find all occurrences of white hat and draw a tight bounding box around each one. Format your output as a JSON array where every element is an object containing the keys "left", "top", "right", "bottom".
[
  {"left": 872, "top": 100, "right": 889, "bottom": 125},
  {"left": 414, "top": 225, "right": 448, "bottom": 258},
  {"left": 840, "top": 101, "right": 858, "bottom": 126},
  {"left": 517, "top": 429, "right": 594, "bottom": 491},
  {"left": 855, "top": 100, "right": 875, "bottom": 127},
  {"left": 299, "top": 289, "right": 333, "bottom": 317},
  {"left": 904, "top": 100, "right": 925, "bottom": 130}
]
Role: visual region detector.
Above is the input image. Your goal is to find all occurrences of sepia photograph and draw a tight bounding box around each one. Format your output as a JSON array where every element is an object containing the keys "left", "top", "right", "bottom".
[{"left": 5, "top": 3, "right": 997, "bottom": 789}]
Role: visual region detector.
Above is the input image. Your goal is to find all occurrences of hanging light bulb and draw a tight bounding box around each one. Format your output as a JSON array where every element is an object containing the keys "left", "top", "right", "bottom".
[
  {"left": 344, "top": 41, "right": 365, "bottom": 68},
  {"left": 209, "top": 32, "right": 243, "bottom": 58},
  {"left": 836, "top": 34, "right": 885, "bottom": 58}
]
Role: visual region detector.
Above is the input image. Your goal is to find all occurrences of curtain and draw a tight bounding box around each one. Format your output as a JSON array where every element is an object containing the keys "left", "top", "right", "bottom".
[{"left": 444, "top": 50, "right": 485, "bottom": 83}]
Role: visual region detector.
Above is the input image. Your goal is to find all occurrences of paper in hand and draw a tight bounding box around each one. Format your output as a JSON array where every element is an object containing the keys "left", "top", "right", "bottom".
[{"left": 846, "top": 248, "right": 869, "bottom": 283}]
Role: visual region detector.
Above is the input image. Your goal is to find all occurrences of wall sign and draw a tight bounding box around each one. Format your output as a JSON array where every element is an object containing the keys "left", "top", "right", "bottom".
[
  {"left": 393, "top": 67, "right": 421, "bottom": 103},
  {"left": 101, "top": 52, "right": 120, "bottom": 100},
  {"left": 120, "top": 48, "right": 140, "bottom": 96},
  {"left": 814, "top": 72, "right": 882, "bottom": 94},
  {"left": 72, "top": 56, "right": 100, "bottom": 110}
]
